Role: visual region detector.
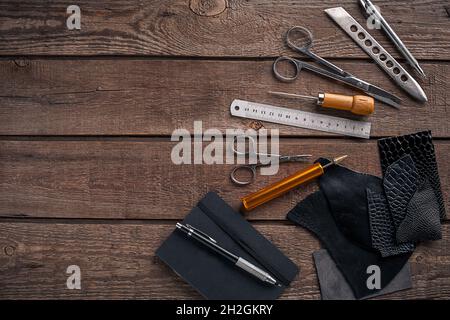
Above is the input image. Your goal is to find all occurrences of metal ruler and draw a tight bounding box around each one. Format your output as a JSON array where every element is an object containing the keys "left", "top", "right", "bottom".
[{"left": 230, "top": 99, "right": 371, "bottom": 139}]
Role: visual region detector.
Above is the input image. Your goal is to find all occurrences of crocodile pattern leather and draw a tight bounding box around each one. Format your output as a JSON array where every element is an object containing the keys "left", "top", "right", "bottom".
[
  {"left": 383, "top": 155, "right": 418, "bottom": 229},
  {"left": 397, "top": 179, "right": 442, "bottom": 243},
  {"left": 367, "top": 188, "right": 415, "bottom": 257},
  {"left": 378, "top": 131, "right": 446, "bottom": 220}
]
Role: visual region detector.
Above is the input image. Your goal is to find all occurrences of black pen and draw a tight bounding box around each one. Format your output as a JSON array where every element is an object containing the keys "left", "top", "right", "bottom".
[{"left": 176, "top": 223, "right": 279, "bottom": 286}]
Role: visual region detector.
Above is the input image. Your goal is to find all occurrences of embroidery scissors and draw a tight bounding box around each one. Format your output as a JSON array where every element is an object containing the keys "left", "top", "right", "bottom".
[
  {"left": 230, "top": 135, "right": 312, "bottom": 186},
  {"left": 273, "top": 26, "right": 402, "bottom": 109}
]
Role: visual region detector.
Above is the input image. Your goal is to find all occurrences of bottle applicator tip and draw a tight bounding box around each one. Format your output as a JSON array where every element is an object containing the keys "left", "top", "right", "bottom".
[
  {"left": 333, "top": 155, "right": 348, "bottom": 164},
  {"left": 322, "top": 155, "right": 348, "bottom": 169}
]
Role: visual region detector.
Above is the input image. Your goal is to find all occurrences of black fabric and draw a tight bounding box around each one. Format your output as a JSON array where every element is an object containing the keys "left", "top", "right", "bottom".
[
  {"left": 287, "top": 163, "right": 412, "bottom": 299},
  {"left": 397, "top": 179, "right": 442, "bottom": 243},
  {"left": 156, "top": 192, "right": 299, "bottom": 300},
  {"left": 367, "top": 188, "right": 415, "bottom": 257},
  {"left": 378, "top": 130, "right": 446, "bottom": 220},
  {"left": 313, "top": 249, "right": 412, "bottom": 300}
]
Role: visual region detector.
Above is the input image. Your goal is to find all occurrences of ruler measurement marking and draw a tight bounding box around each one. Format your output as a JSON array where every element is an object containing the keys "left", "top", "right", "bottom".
[{"left": 230, "top": 100, "right": 371, "bottom": 139}]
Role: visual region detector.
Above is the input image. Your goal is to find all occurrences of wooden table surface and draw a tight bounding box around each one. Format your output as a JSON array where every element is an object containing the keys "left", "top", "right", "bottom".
[{"left": 0, "top": 0, "right": 449, "bottom": 299}]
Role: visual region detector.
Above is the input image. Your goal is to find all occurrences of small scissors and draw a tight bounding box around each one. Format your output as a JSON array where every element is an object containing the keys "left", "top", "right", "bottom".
[
  {"left": 230, "top": 136, "right": 312, "bottom": 186},
  {"left": 273, "top": 26, "right": 401, "bottom": 109}
]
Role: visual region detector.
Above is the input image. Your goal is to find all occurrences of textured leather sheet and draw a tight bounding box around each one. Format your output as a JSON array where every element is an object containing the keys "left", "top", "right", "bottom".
[
  {"left": 367, "top": 188, "right": 415, "bottom": 257},
  {"left": 378, "top": 131, "right": 445, "bottom": 220}
]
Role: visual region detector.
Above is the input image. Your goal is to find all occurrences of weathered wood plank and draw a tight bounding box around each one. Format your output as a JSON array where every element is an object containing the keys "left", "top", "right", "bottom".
[
  {"left": 0, "top": 0, "right": 448, "bottom": 59},
  {"left": 0, "top": 139, "right": 447, "bottom": 220},
  {"left": 0, "top": 59, "right": 448, "bottom": 136},
  {"left": 0, "top": 222, "right": 448, "bottom": 299}
]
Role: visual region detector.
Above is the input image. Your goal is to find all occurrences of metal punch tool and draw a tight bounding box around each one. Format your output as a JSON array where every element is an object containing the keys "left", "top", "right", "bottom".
[
  {"left": 359, "top": 0, "right": 426, "bottom": 78},
  {"left": 325, "top": 7, "right": 427, "bottom": 102},
  {"left": 272, "top": 26, "right": 402, "bottom": 109},
  {"left": 230, "top": 135, "right": 311, "bottom": 186}
]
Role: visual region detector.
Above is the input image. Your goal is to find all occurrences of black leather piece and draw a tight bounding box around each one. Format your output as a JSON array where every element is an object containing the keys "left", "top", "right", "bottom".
[
  {"left": 367, "top": 188, "right": 415, "bottom": 257},
  {"left": 313, "top": 249, "right": 412, "bottom": 300},
  {"left": 157, "top": 192, "right": 299, "bottom": 300},
  {"left": 383, "top": 155, "right": 418, "bottom": 229},
  {"left": 397, "top": 179, "right": 442, "bottom": 243},
  {"left": 318, "top": 160, "right": 383, "bottom": 250},
  {"left": 378, "top": 131, "right": 446, "bottom": 220},
  {"left": 287, "top": 190, "right": 411, "bottom": 299}
]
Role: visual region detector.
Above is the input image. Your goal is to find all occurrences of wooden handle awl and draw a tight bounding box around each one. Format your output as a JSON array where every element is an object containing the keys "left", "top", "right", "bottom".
[{"left": 321, "top": 93, "right": 374, "bottom": 116}]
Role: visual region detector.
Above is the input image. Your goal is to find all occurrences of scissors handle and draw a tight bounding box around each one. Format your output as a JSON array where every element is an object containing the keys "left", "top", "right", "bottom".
[
  {"left": 272, "top": 56, "right": 301, "bottom": 82},
  {"left": 230, "top": 165, "right": 257, "bottom": 186},
  {"left": 272, "top": 56, "right": 350, "bottom": 85},
  {"left": 285, "top": 26, "right": 348, "bottom": 77}
]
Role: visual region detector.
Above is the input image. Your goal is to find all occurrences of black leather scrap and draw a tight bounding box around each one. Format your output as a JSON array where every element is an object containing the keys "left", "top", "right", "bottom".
[
  {"left": 378, "top": 132, "right": 443, "bottom": 243},
  {"left": 397, "top": 179, "right": 442, "bottom": 243},
  {"left": 287, "top": 189, "right": 411, "bottom": 299},
  {"left": 383, "top": 155, "right": 419, "bottom": 230},
  {"left": 367, "top": 188, "right": 415, "bottom": 257},
  {"left": 368, "top": 153, "right": 441, "bottom": 249},
  {"left": 378, "top": 131, "right": 446, "bottom": 220}
]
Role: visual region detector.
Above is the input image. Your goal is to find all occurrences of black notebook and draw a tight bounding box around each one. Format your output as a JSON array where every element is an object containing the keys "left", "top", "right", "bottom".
[{"left": 156, "top": 192, "right": 299, "bottom": 300}]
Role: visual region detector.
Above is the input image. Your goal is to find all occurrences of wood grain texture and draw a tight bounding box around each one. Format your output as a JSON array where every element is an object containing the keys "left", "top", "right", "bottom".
[
  {"left": 0, "top": 139, "right": 447, "bottom": 221},
  {"left": 0, "top": 59, "right": 448, "bottom": 136},
  {"left": 0, "top": 0, "right": 449, "bottom": 59},
  {"left": 0, "top": 0, "right": 449, "bottom": 301},
  {"left": 0, "top": 222, "right": 448, "bottom": 299}
]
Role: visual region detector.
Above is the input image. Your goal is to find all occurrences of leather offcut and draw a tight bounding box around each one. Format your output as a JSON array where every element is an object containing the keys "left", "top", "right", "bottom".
[
  {"left": 383, "top": 155, "right": 418, "bottom": 229},
  {"left": 368, "top": 153, "right": 441, "bottom": 251},
  {"left": 397, "top": 179, "right": 442, "bottom": 243},
  {"left": 378, "top": 131, "right": 446, "bottom": 220},
  {"left": 378, "top": 133, "right": 443, "bottom": 244},
  {"left": 367, "top": 188, "right": 415, "bottom": 257},
  {"left": 317, "top": 159, "right": 382, "bottom": 250},
  {"left": 287, "top": 162, "right": 412, "bottom": 299},
  {"left": 313, "top": 249, "right": 412, "bottom": 300}
]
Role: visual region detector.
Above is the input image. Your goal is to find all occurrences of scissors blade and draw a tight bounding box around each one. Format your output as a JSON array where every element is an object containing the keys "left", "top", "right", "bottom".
[
  {"left": 279, "top": 155, "right": 312, "bottom": 162},
  {"left": 365, "top": 83, "right": 402, "bottom": 109},
  {"left": 343, "top": 74, "right": 402, "bottom": 109},
  {"left": 297, "top": 60, "right": 402, "bottom": 109},
  {"left": 332, "top": 73, "right": 402, "bottom": 109}
]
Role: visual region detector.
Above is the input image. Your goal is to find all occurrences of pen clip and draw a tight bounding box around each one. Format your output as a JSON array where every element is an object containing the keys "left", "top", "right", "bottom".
[{"left": 186, "top": 224, "right": 217, "bottom": 243}]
